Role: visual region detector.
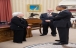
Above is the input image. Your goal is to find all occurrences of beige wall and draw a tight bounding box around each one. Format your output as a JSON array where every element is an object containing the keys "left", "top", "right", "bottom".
[{"left": 11, "top": 0, "right": 61, "bottom": 18}]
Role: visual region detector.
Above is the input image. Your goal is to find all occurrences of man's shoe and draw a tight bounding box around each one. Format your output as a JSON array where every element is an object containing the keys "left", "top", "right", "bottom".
[
  {"left": 53, "top": 43, "right": 68, "bottom": 45},
  {"left": 55, "top": 40, "right": 60, "bottom": 43},
  {"left": 40, "top": 34, "right": 46, "bottom": 36},
  {"left": 55, "top": 40, "right": 60, "bottom": 41},
  {"left": 51, "top": 34, "right": 56, "bottom": 37}
]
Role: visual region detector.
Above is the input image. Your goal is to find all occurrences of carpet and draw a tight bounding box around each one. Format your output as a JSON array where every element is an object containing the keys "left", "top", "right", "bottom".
[{"left": 24, "top": 42, "right": 76, "bottom": 48}]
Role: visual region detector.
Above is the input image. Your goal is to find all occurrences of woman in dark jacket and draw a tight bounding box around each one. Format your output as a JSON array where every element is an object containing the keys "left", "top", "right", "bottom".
[{"left": 10, "top": 12, "right": 30, "bottom": 43}]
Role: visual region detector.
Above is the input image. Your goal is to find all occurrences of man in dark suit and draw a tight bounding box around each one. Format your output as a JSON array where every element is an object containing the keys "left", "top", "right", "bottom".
[
  {"left": 40, "top": 9, "right": 58, "bottom": 36},
  {"left": 48, "top": 5, "right": 72, "bottom": 45},
  {"left": 10, "top": 12, "right": 30, "bottom": 43}
]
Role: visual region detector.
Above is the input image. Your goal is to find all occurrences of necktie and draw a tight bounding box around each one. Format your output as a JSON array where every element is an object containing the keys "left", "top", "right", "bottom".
[{"left": 47, "top": 13, "right": 52, "bottom": 17}]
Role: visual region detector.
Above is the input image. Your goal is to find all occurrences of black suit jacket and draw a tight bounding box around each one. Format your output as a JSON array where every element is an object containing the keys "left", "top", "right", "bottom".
[
  {"left": 53, "top": 10, "right": 72, "bottom": 27},
  {"left": 10, "top": 16, "right": 28, "bottom": 30},
  {"left": 40, "top": 13, "right": 58, "bottom": 24}
]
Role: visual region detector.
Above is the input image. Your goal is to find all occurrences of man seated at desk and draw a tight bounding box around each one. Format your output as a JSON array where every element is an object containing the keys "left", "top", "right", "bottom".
[{"left": 40, "top": 9, "right": 58, "bottom": 36}]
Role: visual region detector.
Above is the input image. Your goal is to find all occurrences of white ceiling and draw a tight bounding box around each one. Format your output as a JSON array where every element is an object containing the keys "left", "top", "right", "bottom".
[{"left": 59, "top": 0, "right": 76, "bottom": 5}]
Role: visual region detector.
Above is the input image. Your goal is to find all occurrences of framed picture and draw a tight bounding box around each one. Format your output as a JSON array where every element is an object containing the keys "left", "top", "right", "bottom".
[{"left": 27, "top": 4, "right": 41, "bottom": 12}]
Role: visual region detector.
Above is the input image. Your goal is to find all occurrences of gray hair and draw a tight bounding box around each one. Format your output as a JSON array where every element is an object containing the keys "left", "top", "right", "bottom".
[{"left": 12, "top": 12, "right": 23, "bottom": 17}]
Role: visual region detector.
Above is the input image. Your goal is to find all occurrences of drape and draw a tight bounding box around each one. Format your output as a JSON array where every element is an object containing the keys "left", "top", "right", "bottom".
[{"left": 0, "top": 0, "right": 12, "bottom": 22}]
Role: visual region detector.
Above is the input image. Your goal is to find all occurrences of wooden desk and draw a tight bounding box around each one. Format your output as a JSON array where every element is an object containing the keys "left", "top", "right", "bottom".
[
  {"left": 0, "top": 25, "right": 13, "bottom": 42},
  {"left": 26, "top": 18, "right": 42, "bottom": 36}
]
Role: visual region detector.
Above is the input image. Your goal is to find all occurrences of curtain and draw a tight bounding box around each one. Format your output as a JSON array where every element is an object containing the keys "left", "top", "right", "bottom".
[{"left": 0, "top": 0, "right": 12, "bottom": 22}]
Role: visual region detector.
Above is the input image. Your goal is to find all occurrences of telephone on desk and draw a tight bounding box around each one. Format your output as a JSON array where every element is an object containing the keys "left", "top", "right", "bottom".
[{"left": 29, "top": 13, "right": 39, "bottom": 18}]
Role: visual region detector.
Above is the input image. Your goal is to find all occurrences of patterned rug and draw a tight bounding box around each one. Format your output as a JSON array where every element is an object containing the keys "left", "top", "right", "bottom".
[{"left": 24, "top": 42, "right": 76, "bottom": 48}]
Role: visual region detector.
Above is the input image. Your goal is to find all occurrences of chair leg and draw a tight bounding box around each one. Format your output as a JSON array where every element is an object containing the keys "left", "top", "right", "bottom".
[{"left": 39, "top": 28, "right": 42, "bottom": 34}]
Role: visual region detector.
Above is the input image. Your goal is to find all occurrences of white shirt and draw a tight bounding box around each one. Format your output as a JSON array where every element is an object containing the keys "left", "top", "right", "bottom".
[{"left": 47, "top": 13, "right": 52, "bottom": 17}]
